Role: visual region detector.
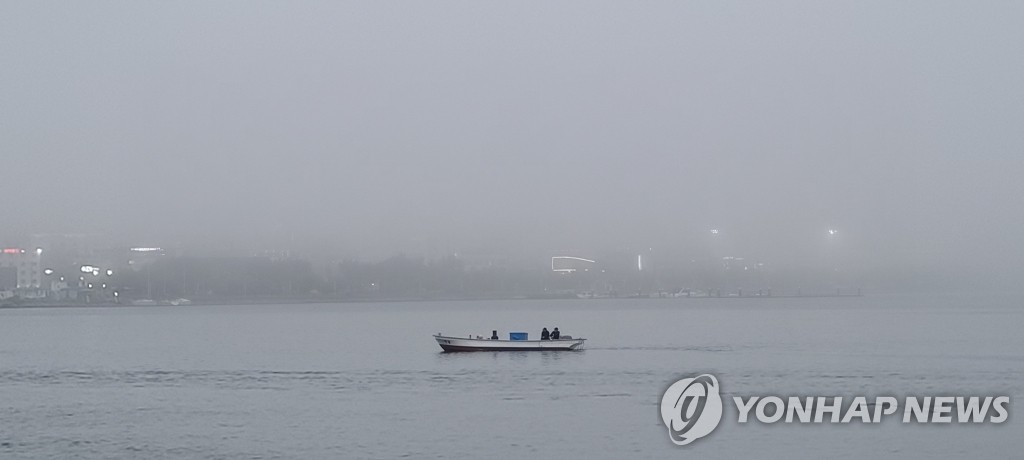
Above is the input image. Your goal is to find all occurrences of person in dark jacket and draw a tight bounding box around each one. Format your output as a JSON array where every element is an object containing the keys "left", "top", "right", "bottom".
[
  {"left": 541, "top": 327, "right": 550, "bottom": 340},
  {"left": 491, "top": 330, "right": 499, "bottom": 340},
  {"left": 551, "top": 327, "right": 560, "bottom": 340}
]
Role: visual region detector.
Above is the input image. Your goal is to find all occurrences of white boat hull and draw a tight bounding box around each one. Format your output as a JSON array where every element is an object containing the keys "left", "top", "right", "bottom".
[{"left": 434, "top": 334, "right": 585, "bottom": 352}]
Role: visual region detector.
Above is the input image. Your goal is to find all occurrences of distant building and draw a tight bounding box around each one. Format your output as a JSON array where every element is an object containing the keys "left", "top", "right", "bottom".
[
  {"left": 29, "top": 233, "right": 95, "bottom": 273},
  {"left": 127, "top": 246, "right": 166, "bottom": 270},
  {"left": 551, "top": 256, "right": 597, "bottom": 273},
  {"left": 0, "top": 266, "right": 16, "bottom": 290},
  {"left": 0, "top": 247, "right": 42, "bottom": 289},
  {"left": 457, "top": 252, "right": 510, "bottom": 270}
]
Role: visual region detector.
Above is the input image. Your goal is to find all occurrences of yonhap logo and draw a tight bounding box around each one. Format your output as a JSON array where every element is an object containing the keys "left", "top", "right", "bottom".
[
  {"left": 659, "top": 373, "right": 1010, "bottom": 448},
  {"left": 660, "top": 374, "right": 723, "bottom": 446}
]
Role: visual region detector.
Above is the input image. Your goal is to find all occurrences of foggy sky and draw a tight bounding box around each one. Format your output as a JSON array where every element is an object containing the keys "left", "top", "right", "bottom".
[{"left": 2, "top": 1, "right": 1023, "bottom": 283}]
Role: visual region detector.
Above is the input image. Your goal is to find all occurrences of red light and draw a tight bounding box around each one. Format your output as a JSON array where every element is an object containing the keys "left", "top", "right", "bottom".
[{"left": 2, "top": 248, "right": 21, "bottom": 254}]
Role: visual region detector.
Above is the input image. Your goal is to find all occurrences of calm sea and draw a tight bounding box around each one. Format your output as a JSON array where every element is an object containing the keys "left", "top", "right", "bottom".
[{"left": 1, "top": 293, "right": 1021, "bottom": 459}]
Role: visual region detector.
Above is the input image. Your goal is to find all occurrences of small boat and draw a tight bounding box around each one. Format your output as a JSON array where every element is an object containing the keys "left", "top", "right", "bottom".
[{"left": 434, "top": 334, "right": 586, "bottom": 352}]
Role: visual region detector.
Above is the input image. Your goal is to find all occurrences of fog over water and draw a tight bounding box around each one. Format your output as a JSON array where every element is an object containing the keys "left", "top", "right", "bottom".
[
  {"left": 2, "top": 4, "right": 1024, "bottom": 458},
  {"left": 2, "top": 1, "right": 1023, "bottom": 286},
  {"left": 1, "top": 294, "right": 1022, "bottom": 458}
]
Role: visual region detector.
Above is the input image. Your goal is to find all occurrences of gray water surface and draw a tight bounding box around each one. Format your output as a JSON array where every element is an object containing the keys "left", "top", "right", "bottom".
[{"left": 1, "top": 293, "right": 1021, "bottom": 459}]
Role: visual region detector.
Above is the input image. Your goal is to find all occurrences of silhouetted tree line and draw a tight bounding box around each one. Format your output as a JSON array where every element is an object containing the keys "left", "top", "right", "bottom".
[
  {"left": 116, "top": 255, "right": 548, "bottom": 301},
  {"left": 114, "top": 254, "right": 860, "bottom": 302},
  {"left": 118, "top": 257, "right": 318, "bottom": 299},
  {"left": 331, "top": 255, "right": 545, "bottom": 299}
]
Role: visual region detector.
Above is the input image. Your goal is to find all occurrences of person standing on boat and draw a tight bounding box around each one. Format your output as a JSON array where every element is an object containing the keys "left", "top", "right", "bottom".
[
  {"left": 551, "top": 327, "right": 560, "bottom": 340},
  {"left": 541, "top": 328, "right": 550, "bottom": 340}
]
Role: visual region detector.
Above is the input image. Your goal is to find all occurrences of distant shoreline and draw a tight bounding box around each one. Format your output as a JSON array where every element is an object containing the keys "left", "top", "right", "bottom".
[{"left": 0, "top": 292, "right": 867, "bottom": 309}]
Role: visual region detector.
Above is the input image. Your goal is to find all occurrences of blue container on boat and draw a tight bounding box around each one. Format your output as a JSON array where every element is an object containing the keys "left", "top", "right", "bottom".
[{"left": 509, "top": 332, "right": 528, "bottom": 341}]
